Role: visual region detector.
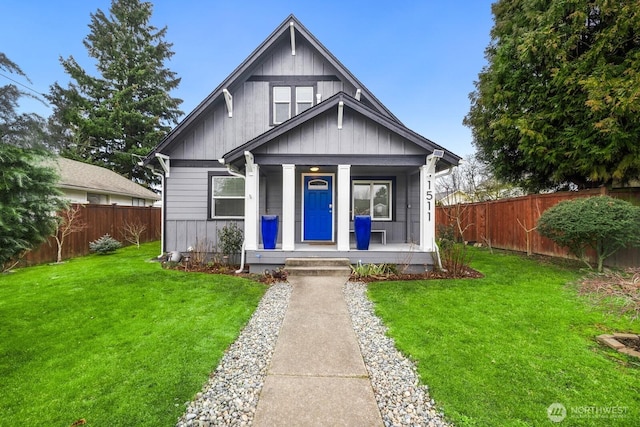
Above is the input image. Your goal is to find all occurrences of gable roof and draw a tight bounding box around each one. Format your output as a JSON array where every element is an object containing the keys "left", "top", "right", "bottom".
[
  {"left": 144, "top": 14, "right": 400, "bottom": 163},
  {"left": 52, "top": 157, "right": 160, "bottom": 201},
  {"left": 222, "top": 92, "right": 461, "bottom": 168}
]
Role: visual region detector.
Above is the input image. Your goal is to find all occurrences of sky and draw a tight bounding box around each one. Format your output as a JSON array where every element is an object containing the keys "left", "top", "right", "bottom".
[{"left": 1, "top": 0, "right": 495, "bottom": 157}]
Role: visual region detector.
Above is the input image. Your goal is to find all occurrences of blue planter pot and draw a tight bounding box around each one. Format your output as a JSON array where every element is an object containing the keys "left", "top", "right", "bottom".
[
  {"left": 261, "top": 215, "right": 278, "bottom": 249},
  {"left": 354, "top": 215, "right": 371, "bottom": 250}
]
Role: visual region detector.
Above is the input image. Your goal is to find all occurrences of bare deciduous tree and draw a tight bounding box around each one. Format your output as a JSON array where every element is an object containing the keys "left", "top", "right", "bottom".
[
  {"left": 54, "top": 205, "right": 87, "bottom": 263},
  {"left": 121, "top": 219, "right": 147, "bottom": 248},
  {"left": 437, "top": 153, "right": 523, "bottom": 203}
]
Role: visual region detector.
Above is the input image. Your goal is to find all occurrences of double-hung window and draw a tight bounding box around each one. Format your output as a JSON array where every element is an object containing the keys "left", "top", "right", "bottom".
[
  {"left": 272, "top": 84, "right": 314, "bottom": 124},
  {"left": 273, "top": 86, "right": 291, "bottom": 124},
  {"left": 210, "top": 175, "right": 244, "bottom": 218},
  {"left": 352, "top": 180, "right": 392, "bottom": 221},
  {"left": 295, "top": 87, "right": 313, "bottom": 114}
]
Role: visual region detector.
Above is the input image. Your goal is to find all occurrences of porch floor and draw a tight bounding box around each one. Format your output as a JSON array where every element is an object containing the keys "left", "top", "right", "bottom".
[{"left": 246, "top": 242, "right": 434, "bottom": 274}]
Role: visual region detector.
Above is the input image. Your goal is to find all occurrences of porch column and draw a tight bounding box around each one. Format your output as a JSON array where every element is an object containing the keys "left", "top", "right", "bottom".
[
  {"left": 337, "top": 164, "right": 351, "bottom": 251},
  {"left": 419, "top": 162, "right": 436, "bottom": 252},
  {"left": 245, "top": 163, "right": 260, "bottom": 250},
  {"left": 282, "top": 164, "right": 295, "bottom": 250}
]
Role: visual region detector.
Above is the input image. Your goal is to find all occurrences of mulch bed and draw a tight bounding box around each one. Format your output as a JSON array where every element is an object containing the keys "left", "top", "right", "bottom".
[
  {"left": 353, "top": 266, "right": 484, "bottom": 283},
  {"left": 163, "top": 260, "right": 483, "bottom": 284}
]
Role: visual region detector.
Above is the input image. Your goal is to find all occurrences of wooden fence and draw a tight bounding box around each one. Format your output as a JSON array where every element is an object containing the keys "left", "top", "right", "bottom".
[
  {"left": 436, "top": 188, "right": 640, "bottom": 269},
  {"left": 22, "top": 204, "right": 161, "bottom": 266}
]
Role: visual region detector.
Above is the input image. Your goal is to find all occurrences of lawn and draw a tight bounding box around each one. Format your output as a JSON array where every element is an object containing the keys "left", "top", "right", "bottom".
[
  {"left": 368, "top": 248, "right": 639, "bottom": 427},
  {"left": 0, "top": 242, "right": 266, "bottom": 427}
]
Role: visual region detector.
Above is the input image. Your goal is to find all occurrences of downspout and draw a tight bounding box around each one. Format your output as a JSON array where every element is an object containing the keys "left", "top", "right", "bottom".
[
  {"left": 433, "top": 165, "right": 456, "bottom": 271},
  {"left": 219, "top": 158, "right": 247, "bottom": 274},
  {"left": 153, "top": 172, "right": 165, "bottom": 258},
  {"left": 140, "top": 159, "right": 167, "bottom": 258}
]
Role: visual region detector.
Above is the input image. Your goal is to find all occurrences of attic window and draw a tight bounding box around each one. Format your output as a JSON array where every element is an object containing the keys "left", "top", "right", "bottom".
[
  {"left": 272, "top": 84, "right": 315, "bottom": 124},
  {"left": 273, "top": 86, "right": 291, "bottom": 124},
  {"left": 296, "top": 87, "right": 313, "bottom": 114}
]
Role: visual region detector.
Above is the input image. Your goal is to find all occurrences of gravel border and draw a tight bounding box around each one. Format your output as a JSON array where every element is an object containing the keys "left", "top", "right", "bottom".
[
  {"left": 176, "top": 281, "right": 292, "bottom": 427},
  {"left": 344, "top": 281, "right": 451, "bottom": 427},
  {"left": 176, "top": 279, "right": 450, "bottom": 426}
]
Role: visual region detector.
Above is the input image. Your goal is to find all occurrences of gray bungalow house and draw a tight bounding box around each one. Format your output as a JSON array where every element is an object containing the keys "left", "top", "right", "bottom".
[{"left": 144, "top": 14, "right": 461, "bottom": 272}]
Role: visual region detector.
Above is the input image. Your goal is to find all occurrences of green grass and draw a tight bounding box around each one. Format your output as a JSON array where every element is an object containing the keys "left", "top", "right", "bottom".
[
  {"left": 368, "top": 249, "right": 639, "bottom": 427},
  {"left": 0, "top": 242, "right": 266, "bottom": 427}
]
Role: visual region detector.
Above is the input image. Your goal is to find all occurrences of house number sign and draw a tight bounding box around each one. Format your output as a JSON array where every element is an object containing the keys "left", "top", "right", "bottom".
[{"left": 425, "top": 175, "right": 434, "bottom": 221}]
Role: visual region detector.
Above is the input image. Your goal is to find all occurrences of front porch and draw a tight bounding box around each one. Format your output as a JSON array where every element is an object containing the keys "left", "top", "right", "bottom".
[{"left": 246, "top": 242, "right": 434, "bottom": 274}]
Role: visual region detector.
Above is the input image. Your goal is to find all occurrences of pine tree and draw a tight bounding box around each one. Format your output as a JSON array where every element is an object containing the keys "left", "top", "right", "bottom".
[
  {"left": 1, "top": 53, "right": 65, "bottom": 270},
  {"left": 48, "top": 0, "right": 183, "bottom": 187},
  {"left": 464, "top": 0, "right": 640, "bottom": 192}
]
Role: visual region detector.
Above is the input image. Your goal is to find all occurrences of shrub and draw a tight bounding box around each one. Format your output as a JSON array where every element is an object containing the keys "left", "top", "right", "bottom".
[
  {"left": 537, "top": 196, "right": 640, "bottom": 272},
  {"left": 218, "top": 223, "right": 243, "bottom": 257},
  {"left": 89, "top": 234, "right": 122, "bottom": 255},
  {"left": 437, "top": 224, "right": 472, "bottom": 277}
]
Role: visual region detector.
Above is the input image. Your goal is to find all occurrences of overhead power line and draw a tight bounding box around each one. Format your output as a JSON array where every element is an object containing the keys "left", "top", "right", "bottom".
[{"left": 0, "top": 72, "right": 48, "bottom": 98}]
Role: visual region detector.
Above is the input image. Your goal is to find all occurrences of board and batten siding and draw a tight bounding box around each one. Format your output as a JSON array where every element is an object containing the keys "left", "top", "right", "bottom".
[
  {"left": 253, "top": 110, "right": 426, "bottom": 157},
  {"left": 164, "top": 166, "right": 420, "bottom": 251},
  {"left": 165, "top": 167, "right": 247, "bottom": 252},
  {"left": 166, "top": 36, "right": 355, "bottom": 163}
]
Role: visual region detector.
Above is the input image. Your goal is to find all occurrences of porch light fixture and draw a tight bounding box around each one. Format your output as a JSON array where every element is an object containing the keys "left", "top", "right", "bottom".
[{"left": 310, "top": 166, "right": 320, "bottom": 172}]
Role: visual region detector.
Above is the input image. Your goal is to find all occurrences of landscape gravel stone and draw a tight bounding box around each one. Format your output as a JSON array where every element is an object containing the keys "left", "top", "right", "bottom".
[
  {"left": 176, "top": 279, "right": 450, "bottom": 426},
  {"left": 344, "top": 281, "right": 451, "bottom": 427},
  {"left": 176, "top": 281, "right": 292, "bottom": 427}
]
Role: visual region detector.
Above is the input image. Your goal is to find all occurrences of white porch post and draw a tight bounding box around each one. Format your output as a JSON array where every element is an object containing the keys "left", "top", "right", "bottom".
[
  {"left": 419, "top": 160, "right": 437, "bottom": 252},
  {"left": 244, "top": 160, "right": 260, "bottom": 250},
  {"left": 337, "top": 164, "right": 351, "bottom": 251},
  {"left": 282, "top": 164, "right": 295, "bottom": 250}
]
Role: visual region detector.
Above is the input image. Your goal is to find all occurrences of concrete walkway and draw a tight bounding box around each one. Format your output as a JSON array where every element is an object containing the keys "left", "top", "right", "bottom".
[{"left": 253, "top": 272, "right": 384, "bottom": 426}]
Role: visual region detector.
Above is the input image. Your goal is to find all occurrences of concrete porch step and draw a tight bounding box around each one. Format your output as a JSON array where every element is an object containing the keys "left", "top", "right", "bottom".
[
  {"left": 285, "top": 257, "right": 351, "bottom": 267},
  {"left": 285, "top": 258, "right": 352, "bottom": 276}
]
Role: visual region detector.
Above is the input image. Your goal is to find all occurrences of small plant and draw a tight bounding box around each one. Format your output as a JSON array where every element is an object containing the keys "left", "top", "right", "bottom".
[
  {"left": 188, "top": 239, "right": 211, "bottom": 266},
  {"left": 218, "top": 223, "right": 243, "bottom": 258},
  {"left": 437, "top": 224, "right": 472, "bottom": 277},
  {"left": 89, "top": 234, "right": 122, "bottom": 255},
  {"left": 351, "top": 262, "right": 396, "bottom": 280},
  {"left": 262, "top": 267, "right": 288, "bottom": 284}
]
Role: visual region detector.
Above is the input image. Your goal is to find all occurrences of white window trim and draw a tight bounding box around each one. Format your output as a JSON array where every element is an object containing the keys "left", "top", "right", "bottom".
[
  {"left": 211, "top": 176, "right": 245, "bottom": 219},
  {"left": 272, "top": 84, "right": 315, "bottom": 125},
  {"left": 295, "top": 86, "right": 314, "bottom": 115},
  {"left": 273, "top": 86, "right": 291, "bottom": 125},
  {"left": 351, "top": 180, "right": 393, "bottom": 221}
]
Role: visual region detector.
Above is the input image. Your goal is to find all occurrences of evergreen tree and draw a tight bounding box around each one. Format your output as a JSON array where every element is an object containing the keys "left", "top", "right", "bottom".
[
  {"left": 48, "top": 0, "right": 183, "bottom": 187},
  {"left": 1, "top": 53, "right": 65, "bottom": 270},
  {"left": 464, "top": 0, "right": 640, "bottom": 192}
]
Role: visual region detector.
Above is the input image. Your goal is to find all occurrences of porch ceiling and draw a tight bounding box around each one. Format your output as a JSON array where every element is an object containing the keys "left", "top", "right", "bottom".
[{"left": 258, "top": 163, "right": 420, "bottom": 175}]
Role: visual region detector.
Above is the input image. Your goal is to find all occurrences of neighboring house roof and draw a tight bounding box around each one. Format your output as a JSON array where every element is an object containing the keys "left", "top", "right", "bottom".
[
  {"left": 52, "top": 157, "right": 160, "bottom": 201},
  {"left": 144, "top": 14, "right": 404, "bottom": 164},
  {"left": 222, "top": 92, "right": 460, "bottom": 169},
  {"left": 436, "top": 190, "right": 471, "bottom": 205}
]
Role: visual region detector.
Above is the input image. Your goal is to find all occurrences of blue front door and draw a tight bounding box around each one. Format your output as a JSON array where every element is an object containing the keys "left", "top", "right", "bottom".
[{"left": 303, "top": 175, "right": 333, "bottom": 241}]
